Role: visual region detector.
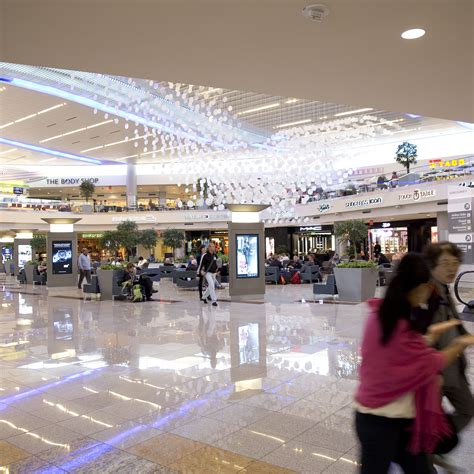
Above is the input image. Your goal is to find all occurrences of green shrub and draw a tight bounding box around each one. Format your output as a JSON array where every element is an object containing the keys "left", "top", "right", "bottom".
[{"left": 337, "top": 261, "right": 377, "bottom": 269}]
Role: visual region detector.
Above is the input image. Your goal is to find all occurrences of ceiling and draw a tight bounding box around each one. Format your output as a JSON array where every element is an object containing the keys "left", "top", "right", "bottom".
[
  {"left": 0, "top": 0, "right": 472, "bottom": 123},
  {"left": 0, "top": 67, "right": 468, "bottom": 172}
]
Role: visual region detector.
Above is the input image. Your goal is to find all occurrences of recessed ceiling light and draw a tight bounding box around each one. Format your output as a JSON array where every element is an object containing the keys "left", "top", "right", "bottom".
[{"left": 401, "top": 28, "right": 426, "bottom": 40}]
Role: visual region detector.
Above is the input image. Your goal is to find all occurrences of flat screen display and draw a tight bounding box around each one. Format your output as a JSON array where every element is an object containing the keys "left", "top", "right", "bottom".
[
  {"left": 52, "top": 241, "right": 73, "bottom": 275},
  {"left": 236, "top": 234, "right": 259, "bottom": 279},
  {"left": 17, "top": 244, "right": 32, "bottom": 269},
  {"left": 2, "top": 246, "right": 12, "bottom": 264},
  {"left": 238, "top": 323, "right": 260, "bottom": 364}
]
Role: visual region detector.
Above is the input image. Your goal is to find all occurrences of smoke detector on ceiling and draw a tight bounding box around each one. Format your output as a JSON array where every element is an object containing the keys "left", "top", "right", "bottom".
[{"left": 302, "top": 4, "right": 330, "bottom": 22}]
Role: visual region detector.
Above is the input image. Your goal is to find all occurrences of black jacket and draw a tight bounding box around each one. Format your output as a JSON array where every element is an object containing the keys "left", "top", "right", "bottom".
[{"left": 199, "top": 252, "right": 218, "bottom": 274}]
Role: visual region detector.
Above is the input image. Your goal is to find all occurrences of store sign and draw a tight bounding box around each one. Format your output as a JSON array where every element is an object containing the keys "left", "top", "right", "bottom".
[
  {"left": 31, "top": 176, "right": 126, "bottom": 187},
  {"left": 382, "top": 222, "right": 391, "bottom": 228},
  {"left": 13, "top": 187, "right": 24, "bottom": 194},
  {"left": 345, "top": 197, "right": 383, "bottom": 208},
  {"left": 318, "top": 203, "right": 331, "bottom": 213},
  {"left": 398, "top": 189, "right": 436, "bottom": 202},
  {"left": 183, "top": 211, "right": 230, "bottom": 222},
  {"left": 81, "top": 233, "right": 104, "bottom": 239},
  {"left": 429, "top": 158, "right": 465, "bottom": 169},
  {"left": 299, "top": 226, "right": 322, "bottom": 232},
  {"left": 352, "top": 167, "right": 384, "bottom": 176},
  {"left": 111, "top": 215, "right": 157, "bottom": 223}
]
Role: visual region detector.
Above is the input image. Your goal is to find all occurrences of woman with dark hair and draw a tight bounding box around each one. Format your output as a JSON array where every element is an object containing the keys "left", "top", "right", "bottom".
[
  {"left": 420, "top": 242, "right": 473, "bottom": 436},
  {"left": 355, "top": 253, "right": 474, "bottom": 473}
]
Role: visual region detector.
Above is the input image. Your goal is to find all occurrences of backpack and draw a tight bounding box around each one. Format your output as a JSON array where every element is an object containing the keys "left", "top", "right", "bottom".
[
  {"left": 290, "top": 272, "right": 301, "bottom": 284},
  {"left": 131, "top": 284, "right": 144, "bottom": 302}
]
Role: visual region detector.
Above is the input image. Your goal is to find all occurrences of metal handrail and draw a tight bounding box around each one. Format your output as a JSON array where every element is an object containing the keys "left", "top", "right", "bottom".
[{"left": 454, "top": 271, "right": 474, "bottom": 308}]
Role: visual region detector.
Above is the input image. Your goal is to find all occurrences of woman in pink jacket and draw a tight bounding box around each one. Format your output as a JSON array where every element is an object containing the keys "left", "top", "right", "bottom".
[{"left": 355, "top": 253, "right": 474, "bottom": 473}]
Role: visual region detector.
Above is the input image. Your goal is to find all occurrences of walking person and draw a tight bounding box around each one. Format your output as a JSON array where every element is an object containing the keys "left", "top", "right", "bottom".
[
  {"left": 355, "top": 253, "right": 474, "bottom": 473},
  {"left": 77, "top": 248, "right": 92, "bottom": 289},
  {"left": 421, "top": 242, "right": 474, "bottom": 434},
  {"left": 196, "top": 244, "right": 207, "bottom": 301},
  {"left": 198, "top": 243, "right": 218, "bottom": 307}
]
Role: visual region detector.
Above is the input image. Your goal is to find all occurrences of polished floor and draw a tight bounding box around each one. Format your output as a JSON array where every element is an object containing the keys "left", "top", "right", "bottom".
[{"left": 0, "top": 278, "right": 473, "bottom": 473}]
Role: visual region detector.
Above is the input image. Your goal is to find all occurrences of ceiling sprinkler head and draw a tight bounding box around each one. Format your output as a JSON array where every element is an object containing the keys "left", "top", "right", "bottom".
[{"left": 302, "top": 4, "right": 330, "bottom": 22}]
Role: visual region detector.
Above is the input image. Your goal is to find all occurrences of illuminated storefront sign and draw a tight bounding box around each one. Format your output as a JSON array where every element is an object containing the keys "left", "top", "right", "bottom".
[
  {"left": 81, "top": 233, "right": 104, "bottom": 239},
  {"left": 319, "top": 202, "right": 331, "bottom": 213},
  {"left": 345, "top": 197, "right": 383, "bottom": 208},
  {"left": 429, "top": 158, "right": 465, "bottom": 169},
  {"left": 398, "top": 189, "right": 436, "bottom": 201}
]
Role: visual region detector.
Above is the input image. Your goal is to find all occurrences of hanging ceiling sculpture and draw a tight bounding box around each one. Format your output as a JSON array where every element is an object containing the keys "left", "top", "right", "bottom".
[{"left": 0, "top": 62, "right": 404, "bottom": 219}]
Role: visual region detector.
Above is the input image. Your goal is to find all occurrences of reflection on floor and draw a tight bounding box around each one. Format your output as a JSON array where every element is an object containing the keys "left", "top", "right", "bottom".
[{"left": 0, "top": 279, "right": 473, "bottom": 473}]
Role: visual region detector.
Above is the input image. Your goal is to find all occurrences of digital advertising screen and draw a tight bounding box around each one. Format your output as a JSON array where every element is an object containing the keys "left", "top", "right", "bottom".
[
  {"left": 17, "top": 244, "right": 32, "bottom": 269},
  {"left": 52, "top": 241, "right": 73, "bottom": 275},
  {"left": 236, "top": 234, "right": 259, "bottom": 279},
  {"left": 2, "top": 246, "right": 12, "bottom": 264}
]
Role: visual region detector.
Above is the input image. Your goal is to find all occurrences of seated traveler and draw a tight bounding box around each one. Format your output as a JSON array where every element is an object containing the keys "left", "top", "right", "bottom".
[{"left": 119, "top": 263, "right": 155, "bottom": 301}]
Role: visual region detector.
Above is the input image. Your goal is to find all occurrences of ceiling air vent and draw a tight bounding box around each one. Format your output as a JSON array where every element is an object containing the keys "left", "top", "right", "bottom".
[{"left": 302, "top": 4, "right": 330, "bottom": 22}]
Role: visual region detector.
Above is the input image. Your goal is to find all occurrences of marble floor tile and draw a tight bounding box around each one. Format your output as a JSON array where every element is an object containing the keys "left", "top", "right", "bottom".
[
  {"left": 91, "top": 421, "right": 162, "bottom": 449},
  {"left": 0, "top": 455, "right": 57, "bottom": 473},
  {"left": 36, "top": 436, "right": 101, "bottom": 465},
  {"left": 127, "top": 433, "right": 205, "bottom": 466},
  {"left": 280, "top": 399, "right": 339, "bottom": 423},
  {"left": 0, "top": 407, "right": 53, "bottom": 440},
  {"left": 239, "top": 392, "right": 298, "bottom": 412},
  {"left": 169, "top": 446, "right": 253, "bottom": 473},
  {"left": 294, "top": 421, "right": 358, "bottom": 453},
  {"left": 7, "top": 424, "right": 84, "bottom": 455},
  {"left": 56, "top": 409, "right": 126, "bottom": 436},
  {"left": 205, "top": 404, "right": 274, "bottom": 428},
  {"left": 215, "top": 428, "right": 285, "bottom": 459},
  {"left": 239, "top": 460, "right": 297, "bottom": 473},
  {"left": 261, "top": 440, "right": 344, "bottom": 473},
  {"left": 247, "top": 412, "right": 315, "bottom": 442},
  {"left": 171, "top": 416, "right": 240, "bottom": 444},
  {"left": 120, "top": 458, "right": 176, "bottom": 473},
  {"left": 0, "top": 440, "right": 30, "bottom": 465}
]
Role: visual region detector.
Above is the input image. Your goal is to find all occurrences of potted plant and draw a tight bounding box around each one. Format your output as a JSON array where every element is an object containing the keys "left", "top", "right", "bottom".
[
  {"left": 96, "top": 263, "right": 125, "bottom": 300},
  {"left": 115, "top": 220, "right": 140, "bottom": 260},
  {"left": 333, "top": 220, "right": 377, "bottom": 302},
  {"left": 162, "top": 229, "right": 185, "bottom": 259},
  {"left": 333, "top": 260, "right": 378, "bottom": 302},
  {"left": 79, "top": 180, "right": 96, "bottom": 203},
  {"left": 139, "top": 229, "right": 158, "bottom": 258},
  {"left": 395, "top": 141, "right": 418, "bottom": 175},
  {"left": 98, "top": 231, "right": 125, "bottom": 299}
]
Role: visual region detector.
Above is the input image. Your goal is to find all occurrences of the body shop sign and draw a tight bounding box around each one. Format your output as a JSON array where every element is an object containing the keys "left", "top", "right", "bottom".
[
  {"left": 30, "top": 176, "right": 126, "bottom": 187},
  {"left": 345, "top": 197, "right": 383, "bottom": 208},
  {"left": 399, "top": 189, "right": 436, "bottom": 202}
]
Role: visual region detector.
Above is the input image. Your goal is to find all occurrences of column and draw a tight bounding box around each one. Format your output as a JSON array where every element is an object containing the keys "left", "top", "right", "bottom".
[{"left": 126, "top": 161, "right": 137, "bottom": 210}]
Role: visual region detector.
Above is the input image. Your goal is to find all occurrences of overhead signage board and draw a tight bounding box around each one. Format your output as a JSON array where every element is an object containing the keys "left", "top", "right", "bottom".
[
  {"left": 111, "top": 215, "right": 157, "bottom": 223},
  {"left": 398, "top": 189, "right": 436, "bottom": 202},
  {"left": 184, "top": 211, "right": 230, "bottom": 222},
  {"left": 30, "top": 176, "right": 126, "bottom": 187},
  {"left": 345, "top": 197, "right": 383, "bottom": 208},
  {"left": 448, "top": 185, "right": 474, "bottom": 263}
]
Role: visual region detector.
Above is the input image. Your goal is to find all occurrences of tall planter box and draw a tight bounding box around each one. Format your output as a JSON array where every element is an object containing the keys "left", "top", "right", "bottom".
[
  {"left": 333, "top": 267, "right": 378, "bottom": 302},
  {"left": 96, "top": 268, "right": 125, "bottom": 300},
  {"left": 24, "top": 264, "right": 34, "bottom": 285}
]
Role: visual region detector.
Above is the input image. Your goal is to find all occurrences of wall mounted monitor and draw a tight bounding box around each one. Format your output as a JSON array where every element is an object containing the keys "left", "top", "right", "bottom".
[
  {"left": 52, "top": 241, "right": 73, "bottom": 275},
  {"left": 17, "top": 244, "right": 32, "bottom": 269},
  {"left": 236, "top": 234, "right": 259, "bottom": 279}
]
